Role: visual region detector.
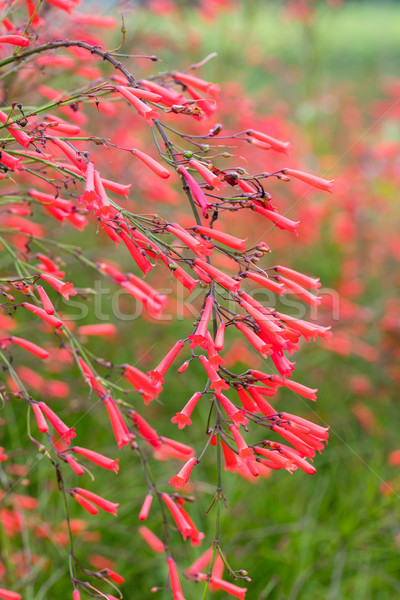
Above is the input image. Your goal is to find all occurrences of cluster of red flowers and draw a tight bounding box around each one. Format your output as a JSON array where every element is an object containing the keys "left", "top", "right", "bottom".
[{"left": 0, "top": 1, "right": 333, "bottom": 599}]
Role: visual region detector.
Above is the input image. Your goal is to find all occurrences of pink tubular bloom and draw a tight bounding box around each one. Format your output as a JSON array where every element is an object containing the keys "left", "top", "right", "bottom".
[
  {"left": 39, "top": 402, "right": 76, "bottom": 444},
  {"left": 236, "top": 386, "right": 258, "bottom": 412},
  {"left": 214, "top": 322, "right": 226, "bottom": 351},
  {"left": 235, "top": 321, "right": 271, "bottom": 358},
  {"left": 271, "top": 376, "right": 318, "bottom": 401},
  {"left": 277, "top": 444, "right": 317, "bottom": 474},
  {"left": 103, "top": 396, "right": 134, "bottom": 448},
  {"left": 116, "top": 86, "right": 158, "bottom": 124},
  {"left": 174, "top": 72, "right": 220, "bottom": 96},
  {"left": 188, "top": 159, "right": 224, "bottom": 189},
  {"left": 193, "top": 225, "right": 247, "bottom": 251},
  {"left": 50, "top": 137, "right": 83, "bottom": 169},
  {"left": 73, "top": 590, "right": 81, "bottom": 600},
  {"left": 0, "top": 110, "right": 31, "bottom": 148},
  {"left": 132, "top": 148, "right": 170, "bottom": 179},
  {"left": 186, "top": 547, "right": 213, "bottom": 576},
  {"left": 0, "top": 151, "right": 22, "bottom": 170},
  {"left": 252, "top": 203, "right": 299, "bottom": 233},
  {"left": 282, "top": 168, "right": 334, "bottom": 193},
  {"left": 139, "top": 494, "right": 153, "bottom": 521},
  {"left": 71, "top": 492, "right": 98, "bottom": 515},
  {"left": 169, "top": 456, "right": 198, "bottom": 490},
  {"left": 119, "top": 230, "right": 153, "bottom": 275},
  {"left": 229, "top": 425, "right": 254, "bottom": 461},
  {"left": 72, "top": 446, "right": 119, "bottom": 473},
  {"left": 277, "top": 275, "right": 321, "bottom": 310},
  {"left": 78, "top": 324, "right": 117, "bottom": 337},
  {"left": 177, "top": 165, "right": 211, "bottom": 217},
  {"left": 0, "top": 34, "right": 30, "bottom": 46},
  {"left": 271, "top": 425, "right": 315, "bottom": 458},
  {"left": 247, "top": 387, "right": 276, "bottom": 416},
  {"left": 221, "top": 439, "right": 239, "bottom": 472},
  {"left": 10, "top": 336, "right": 49, "bottom": 359},
  {"left": 199, "top": 355, "right": 229, "bottom": 394},
  {"left": 36, "top": 285, "right": 55, "bottom": 315},
  {"left": 40, "top": 273, "right": 77, "bottom": 300},
  {"left": 74, "top": 488, "right": 119, "bottom": 516},
  {"left": 138, "top": 526, "right": 164, "bottom": 553},
  {"left": 65, "top": 454, "right": 85, "bottom": 476},
  {"left": 279, "top": 413, "right": 329, "bottom": 440},
  {"left": 198, "top": 574, "right": 247, "bottom": 599},
  {"left": 32, "top": 403, "right": 48, "bottom": 433},
  {"left": 194, "top": 258, "right": 241, "bottom": 292},
  {"left": 123, "top": 364, "right": 159, "bottom": 404},
  {"left": 148, "top": 340, "right": 185, "bottom": 385},
  {"left": 216, "top": 392, "right": 248, "bottom": 427},
  {"left": 162, "top": 494, "right": 193, "bottom": 540},
  {"left": 130, "top": 411, "right": 161, "bottom": 448},
  {"left": 248, "top": 129, "right": 290, "bottom": 154},
  {"left": 171, "top": 392, "right": 202, "bottom": 429},
  {"left": 0, "top": 589, "right": 22, "bottom": 600},
  {"left": 81, "top": 161, "right": 97, "bottom": 206},
  {"left": 244, "top": 270, "right": 285, "bottom": 295},
  {"left": 167, "top": 556, "right": 185, "bottom": 600},
  {"left": 274, "top": 265, "right": 320, "bottom": 290},
  {"left": 167, "top": 223, "right": 213, "bottom": 259},
  {"left": 105, "top": 569, "right": 124, "bottom": 584},
  {"left": 140, "top": 79, "right": 186, "bottom": 106},
  {"left": 21, "top": 302, "right": 63, "bottom": 328},
  {"left": 188, "top": 295, "right": 214, "bottom": 349},
  {"left": 254, "top": 446, "right": 296, "bottom": 472}
]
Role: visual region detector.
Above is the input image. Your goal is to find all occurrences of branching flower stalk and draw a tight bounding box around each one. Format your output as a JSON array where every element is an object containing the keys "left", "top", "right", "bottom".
[{"left": 0, "top": 3, "right": 334, "bottom": 600}]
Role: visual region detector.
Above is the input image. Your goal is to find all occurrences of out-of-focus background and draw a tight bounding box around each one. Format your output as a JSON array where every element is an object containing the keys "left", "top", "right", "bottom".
[{"left": 3, "top": 1, "right": 400, "bottom": 599}]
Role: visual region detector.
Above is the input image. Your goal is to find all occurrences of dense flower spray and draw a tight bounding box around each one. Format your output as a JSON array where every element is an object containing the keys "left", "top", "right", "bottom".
[{"left": 0, "top": 1, "right": 333, "bottom": 599}]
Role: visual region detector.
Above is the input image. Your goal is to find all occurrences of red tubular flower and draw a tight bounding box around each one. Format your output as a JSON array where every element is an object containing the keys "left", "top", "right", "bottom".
[
  {"left": 193, "top": 225, "right": 246, "bottom": 251},
  {"left": 275, "top": 265, "right": 321, "bottom": 290},
  {"left": 188, "top": 159, "right": 224, "bottom": 189},
  {"left": 161, "top": 494, "right": 193, "bottom": 540},
  {"left": 254, "top": 447, "right": 297, "bottom": 472},
  {"left": 167, "top": 556, "right": 186, "bottom": 600},
  {"left": 276, "top": 444, "right": 317, "bottom": 475},
  {"left": 40, "top": 273, "right": 77, "bottom": 300},
  {"left": 174, "top": 71, "right": 220, "bottom": 96},
  {"left": 248, "top": 129, "right": 290, "bottom": 154},
  {"left": 237, "top": 178, "right": 256, "bottom": 194},
  {"left": 21, "top": 302, "right": 63, "bottom": 328},
  {"left": 235, "top": 386, "right": 258, "bottom": 412},
  {"left": 252, "top": 203, "right": 299, "bottom": 233},
  {"left": 282, "top": 168, "right": 334, "bottom": 193},
  {"left": 0, "top": 588, "right": 22, "bottom": 600},
  {"left": 199, "top": 355, "right": 229, "bottom": 394},
  {"left": 148, "top": 340, "right": 185, "bottom": 385},
  {"left": 104, "top": 568, "right": 124, "bottom": 584},
  {"left": 177, "top": 165, "right": 211, "bottom": 217},
  {"left": 65, "top": 454, "right": 85, "bottom": 476},
  {"left": 277, "top": 275, "right": 321, "bottom": 310},
  {"left": 10, "top": 336, "right": 49, "bottom": 359},
  {"left": 130, "top": 410, "right": 161, "bottom": 448},
  {"left": 0, "top": 109, "right": 31, "bottom": 148},
  {"left": 72, "top": 446, "right": 119, "bottom": 473},
  {"left": 78, "top": 324, "right": 116, "bottom": 337},
  {"left": 138, "top": 525, "right": 164, "bottom": 553},
  {"left": 74, "top": 488, "right": 119, "bottom": 516},
  {"left": 216, "top": 392, "right": 248, "bottom": 427},
  {"left": 44, "top": 114, "right": 81, "bottom": 136},
  {"left": 103, "top": 396, "right": 133, "bottom": 448},
  {"left": 70, "top": 491, "right": 98, "bottom": 515},
  {"left": 235, "top": 321, "right": 271, "bottom": 357},
  {"left": 188, "top": 295, "right": 214, "bottom": 349},
  {"left": 169, "top": 456, "right": 198, "bottom": 490},
  {"left": 271, "top": 376, "right": 318, "bottom": 401},
  {"left": 36, "top": 285, "right": 55, "bottom": 315},
  {"left": 247, "top": 386, "right": 276, "bottom": 416},
  {"left": 140, "top": 79, "right": 186, "bottom": 106},
  {"left": 214, "top": 322, "right": 225, "bottom": 351},
  {"left": 119, "top": 230, "right": 153, "bottom": 275},
  {"left": 123, "top": 364, "right": 159, "bottom": 403},
  {"left": 194, "top": 258, "right": 241, "bottom": 292},
  {"left": 116, "top": 86, "right": 159, "bottom": 124},
  {"left": 160, "top": 437, "right": 194, "bottom": 457},
  {"left": 132, "top": 148, "right": 170, "bottom": 179},
  {"left": 171, "top": 392, "right": 202, "bottom": 429},
  {"left": 139, "top": 494, "right": 153, "bottom": 521},
  {"left": 205, "top": 331, "right": 225, "bottom": 370},
  {"left": 198, "top": 574, "right": 247, "bottom": 599},
  {"left": 274, "top": 312, "right": 332, "bottom": 341},
  {"left": 0, "top": 151, "right": 23, "bottom": 170},
  {"left": 244, "top": 270, "right": 285, "bottom": 295},
  {"left": 39, "top": 402, "right": 76, "bottom": 444},
  {"left": 166, "top": 260, "right": 198, "bottom": 292},
  {"left": 271, "top": 425, "right": 315, "bottom": 458},
  {"left": 167, "top": 223, "right": 214, "bottom": 259},
  {"left": 50, "top": 137, "right": 83, "bottom": 170},
  {"left": 239, "top": 299, "right": 287, "bottom": 351},
  {"left": 221, "top": 439, "right": 239, "bottom": 472},
  {"left": 80, "top": 161, "right": 97, "bottom": 207},
  {"left": 72, "top": 590, "right": 81, "bottom": 600},
  {"left": 229, "top": 425, "right": 254, "bottom": 461},
  {"left": 32, "top": 403, "right": 49, "bottom": 433},
  {"left": 186, "top": 547, "right": 213, "bottom": 576}
]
